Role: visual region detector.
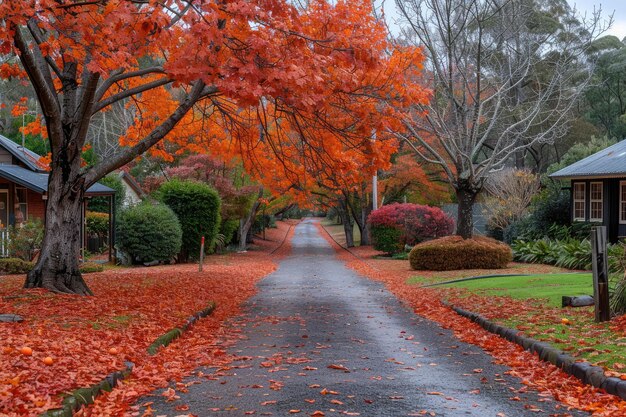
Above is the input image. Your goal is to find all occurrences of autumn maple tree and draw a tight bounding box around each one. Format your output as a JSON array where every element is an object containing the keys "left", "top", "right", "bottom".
[{"left": 0, "top": 0, "right": 421, "bottom": 295}]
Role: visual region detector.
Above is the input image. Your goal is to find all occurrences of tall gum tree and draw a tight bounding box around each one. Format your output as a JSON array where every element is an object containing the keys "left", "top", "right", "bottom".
[
  {"left": 392, "top": 0, "right": 603, "bottom": 238},
  {"left": 0, "top": 0, "right": 403, "bottom": 294}
]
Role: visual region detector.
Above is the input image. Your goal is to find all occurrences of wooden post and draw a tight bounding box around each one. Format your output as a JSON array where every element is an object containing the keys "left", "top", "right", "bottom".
[
  {"left": 199, "top": 236, "right": 205, "bottom": 272},
  {"left": 592, "top": 226, "right": 610, "bottom": 322}
]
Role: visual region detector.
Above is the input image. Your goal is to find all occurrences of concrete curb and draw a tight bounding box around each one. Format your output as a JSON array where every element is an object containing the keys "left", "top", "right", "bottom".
[
  {"left": 42, "top": 301, "right": 217, "bottom": 416},
  {"left": 41, "top": 361, "right": 134, "bottom": 417},
  {"left": 147, "top": 301, "right": 217, "bottom": 355},
  {"left": 446, "top": 302, "right": 626, "bottom": 401}
]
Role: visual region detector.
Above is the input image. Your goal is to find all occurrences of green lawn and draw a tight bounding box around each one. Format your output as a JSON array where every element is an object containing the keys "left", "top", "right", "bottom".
[{"left": 442, "top": 273, "right": 593, "bottom": 307}]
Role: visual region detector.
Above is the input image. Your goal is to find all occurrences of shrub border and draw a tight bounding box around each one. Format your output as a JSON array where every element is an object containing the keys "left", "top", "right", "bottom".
[
  {"left": 42, "top": 301, "right": 217, "bottom": 416},
  {"left": 446, "top": 302, "right": 626, "bottom": 401}
]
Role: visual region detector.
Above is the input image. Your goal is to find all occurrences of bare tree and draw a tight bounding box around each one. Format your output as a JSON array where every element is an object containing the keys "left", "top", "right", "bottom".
[{"left": 392, "top": 0, "right": 605, "bottom": 238}]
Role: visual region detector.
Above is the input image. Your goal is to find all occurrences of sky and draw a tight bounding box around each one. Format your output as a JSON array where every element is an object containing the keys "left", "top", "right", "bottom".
[
  {"left": 380, "top": 0, "right": 626, "bottom": 41},
  {"left": 570, "top": 0, "right": 626, "bottom": 40}
]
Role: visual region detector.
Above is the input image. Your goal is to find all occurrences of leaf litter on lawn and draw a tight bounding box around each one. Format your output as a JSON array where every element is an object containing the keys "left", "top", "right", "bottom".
[{"left": 0, "top": 220, "right": 296, "bottom": 416}]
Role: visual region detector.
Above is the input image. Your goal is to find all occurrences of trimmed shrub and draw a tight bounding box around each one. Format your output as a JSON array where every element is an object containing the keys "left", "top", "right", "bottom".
[
  {"left": 117, "top": 202, "right": 182, "bottom": 264},
  {"left": 158, "top": 180, "right": 221, "bottom": 261},
  {"left": 409, "top": 235, "right": 512, "bottom": 271},
  {"left": 370, "top": 226, "right": 403, "bottom": 254},
  {"left": 8, "top": 219, "right": 44, "bottom": 261},
  {"left": 0, "top": 258, "right": 34, "bottom": 274},
  {"left": 86, "top": 211, "right": 109, "bottom": 237},
  {"left": 368, "top": 203, "right": 454, "bottom": 254}
]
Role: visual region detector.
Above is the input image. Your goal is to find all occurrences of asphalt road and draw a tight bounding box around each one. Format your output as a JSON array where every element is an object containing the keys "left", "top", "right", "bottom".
[{"left": 141, "top": 219, "right": 587, "bottom": 417}]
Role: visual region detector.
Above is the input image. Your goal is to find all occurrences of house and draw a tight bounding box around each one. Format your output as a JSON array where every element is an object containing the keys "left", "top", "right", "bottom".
[
  {"left": 550, "top": 140, "right": 626, "bottom": 243},
  {"left": 118, "top": 170, "right": 145, "bottom": 207},
  {"left": 0, "top": 134, "right": 115, "bottom": 258}
]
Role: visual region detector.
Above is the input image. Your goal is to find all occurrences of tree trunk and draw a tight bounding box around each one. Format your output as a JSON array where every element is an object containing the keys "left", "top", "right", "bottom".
[
  {"left": 336, "top": 198, "right": 354, "bottom": 248},
  {"left": 455, "top": 184, "right": 479, "bottom": 240},
  {"left": 24, "top": 168, "right": 92, "bottom": 295},
  {"left": 351, "top": 204, "right": 371, "bottom": 246},
  {"left": 238, "top": 188, "right": 263, "bottom": 252}
]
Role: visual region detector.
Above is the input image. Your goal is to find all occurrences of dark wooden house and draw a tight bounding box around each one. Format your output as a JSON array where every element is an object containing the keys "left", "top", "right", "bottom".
[{"left": 550, "top": 140, "right": 626, "bottom": 243}]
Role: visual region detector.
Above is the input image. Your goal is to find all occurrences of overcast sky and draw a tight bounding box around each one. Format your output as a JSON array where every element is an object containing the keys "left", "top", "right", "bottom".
[
  {"left": 381, "top": 0, "right": 626, "bottom": 41},
  {"left": 570, "top": 0, "right": 626, "bottom": 40}
]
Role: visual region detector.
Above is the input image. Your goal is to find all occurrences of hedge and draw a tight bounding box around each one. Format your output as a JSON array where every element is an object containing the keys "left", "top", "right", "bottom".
[
  {"left": 158, "top": 180, "right": 221, "bottom": 261},
  {"left": 117, "top": 202, "right": 182, "bottom": 264},
  {"left": 409, "top": 235, "right": 512, "bottom": 271}
]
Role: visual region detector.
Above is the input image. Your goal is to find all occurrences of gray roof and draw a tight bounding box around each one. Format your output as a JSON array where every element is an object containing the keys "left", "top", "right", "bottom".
[
  {"left": 550, "top": 140, "right": 626, "bottom": 179},
  {"left": 0, "top": 134, "right": 47, "bottom": 172},
  {"left": 0, "top": 165, "right": 114, "bottom": 195}
]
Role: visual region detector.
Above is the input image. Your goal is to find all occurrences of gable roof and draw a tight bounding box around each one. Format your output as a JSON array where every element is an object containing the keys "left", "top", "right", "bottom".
[
  {"left": 0, "top": 134, "right": 47, "bottom": 172},
  {"left": 119, "top": 171, "right": 146, "bottom": 198},
  {"left": 0, "top": 165, "right": 114, "bottom": 195},
  {"left": 550, "top": 140, "right": 626, "bottom": 179}
]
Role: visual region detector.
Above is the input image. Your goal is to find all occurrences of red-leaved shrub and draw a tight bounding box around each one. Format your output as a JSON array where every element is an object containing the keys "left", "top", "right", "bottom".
[{"left": 368, "top": 203, "right": 454, "bottom": 253}]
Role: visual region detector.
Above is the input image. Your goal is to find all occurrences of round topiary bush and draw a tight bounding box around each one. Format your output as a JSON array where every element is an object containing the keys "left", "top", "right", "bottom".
[
  {"left": 117, "top": 202, "right": 182, "bottom": 264},
  {"left": 158, "top": 179, "right": 221, "bottom": 261},
  {"left": 409, "top": 235, "right": 512, "bottom": 271},
  {"left": 368, "top": 203, "right": 454, "bottom": 254}
]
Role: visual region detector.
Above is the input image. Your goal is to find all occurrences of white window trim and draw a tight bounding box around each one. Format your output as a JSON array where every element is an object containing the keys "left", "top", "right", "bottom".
[
  {"left": 617, "top": 181, "right": 626, "bottom": 224},
  {"left": 589, "top": 182, "right": 603, "bottom": 222},
  {"left": 573, "top": 182, "right": 586, "bottom": 222}
]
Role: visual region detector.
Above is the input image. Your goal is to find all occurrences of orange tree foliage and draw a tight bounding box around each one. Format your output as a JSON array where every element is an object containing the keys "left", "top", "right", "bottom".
[
  {"left": 0, "top": 222, "right": 295, "bottom": 416},
  {"left": 0, "top": 0, "right": 428, "bottom": 294}
]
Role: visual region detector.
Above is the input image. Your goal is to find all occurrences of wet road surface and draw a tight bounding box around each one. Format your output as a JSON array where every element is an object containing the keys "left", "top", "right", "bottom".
[{"left": 141, "top": 219, "right": 587, "bottom": 416}]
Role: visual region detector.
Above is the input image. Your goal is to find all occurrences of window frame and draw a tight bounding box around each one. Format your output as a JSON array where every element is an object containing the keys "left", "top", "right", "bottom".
[
  {"left": 573, "top": 182, "right": 586, "bottom": 222},
  {"left": 589, "top": 181, "right": 603, "bottom": 222},
  {"left": 619, "top": 181, "right": 626, "bottom": 224},
  {"left": 14, "top": 187, "right": 28, "bottom": 224}
]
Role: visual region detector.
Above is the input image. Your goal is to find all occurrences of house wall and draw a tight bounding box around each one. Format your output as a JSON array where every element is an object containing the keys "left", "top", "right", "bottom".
[
  {"left": 571, "top": 178, "right": 626, "bottom": 242},
  {"left": 26, "top": 190, "right": 45, "bottom": 221},
  {"left": 122, "top": 182, "right": 142, "bottom": 207}
]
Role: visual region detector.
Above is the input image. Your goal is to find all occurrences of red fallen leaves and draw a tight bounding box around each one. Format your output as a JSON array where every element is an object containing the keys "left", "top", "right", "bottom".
[
  {"left": 314, "top": 222, "right": 626, "bottom": 416},
  {"left": 327, "top": 364, "right": 350, "bottom": 372},
  {"left": 0, "top": 221, "right": 296, "bottom": 416}
]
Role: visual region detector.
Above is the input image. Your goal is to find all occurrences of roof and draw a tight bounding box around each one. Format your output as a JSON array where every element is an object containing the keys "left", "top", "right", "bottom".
[
  {"left": 0, "top": 165, "right": 115, "bottom": 195},
  {"left": 118, "top": 171, "right": 146, "bottom": 198},
  {"left": 550, "top": 140, "right": 626, "bottom": 179},
  {"left": 0, "top": 134, "right": 47, "bottom": 172}
]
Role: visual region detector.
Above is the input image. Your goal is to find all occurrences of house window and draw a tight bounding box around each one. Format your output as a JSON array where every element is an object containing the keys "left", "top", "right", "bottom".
[
  {"left": 621, "top": 181, "right": 626, "bottom": 224},
  {"left": 14, "top": 188, "right": 27, "bottom": 225},
  {"left": 590, "top": 182, "right": 603, "bottom": 222},
  {"left": 573, "top": 182, "right": 585, "bottom": 221}
]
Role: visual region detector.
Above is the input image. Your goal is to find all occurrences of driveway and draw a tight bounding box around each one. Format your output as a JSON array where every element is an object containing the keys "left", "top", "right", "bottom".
[{"left": 141, "top": 219, "right": 586, "bottom": 416}]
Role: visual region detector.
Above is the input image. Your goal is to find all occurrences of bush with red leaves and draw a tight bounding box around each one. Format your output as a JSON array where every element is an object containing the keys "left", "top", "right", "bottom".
[{"left": 368, "top": 203, "right": 453, "bottom": 254}]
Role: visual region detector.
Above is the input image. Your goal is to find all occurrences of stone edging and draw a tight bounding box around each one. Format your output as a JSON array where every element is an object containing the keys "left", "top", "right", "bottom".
[
  {"left": 147, "top": 301, "right": 217, "bottom": 355},
  {"left": 42, "top": 362, "right": 134, "bottom": 417},
  {"left": 42, "top": 301, "right": 218, "bottom": 416},
  {"left": 446, "top": 302, "right": 626, "bottom": 400}
]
